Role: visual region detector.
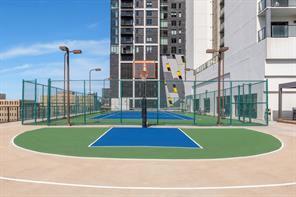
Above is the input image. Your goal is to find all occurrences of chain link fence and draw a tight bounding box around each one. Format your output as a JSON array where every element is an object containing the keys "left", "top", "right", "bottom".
[{"left": 22, "top": 79, "right": 269, "bottom": 126}]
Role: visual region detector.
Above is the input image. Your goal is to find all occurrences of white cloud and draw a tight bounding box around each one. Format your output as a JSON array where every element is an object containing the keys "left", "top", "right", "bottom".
[
  {"left": 0, "top": 64, "right": 32, "bottom": 74},
  {"left": 0, "top": 39, "right": 110, "bottom": 60}
]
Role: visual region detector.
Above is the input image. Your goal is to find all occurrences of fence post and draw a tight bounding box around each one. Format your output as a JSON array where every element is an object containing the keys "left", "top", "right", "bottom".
[
  {"left": 230, "top": 81, "right": 233, "bottom": 125},
  {"left": 238, "top": 85, "right": 241, "bottom": 121},
  {"left": 83, "top": 80, "right": 87, "bottom": 125},
  {"left": 47, "top": 78, "right": 51, "bottom": 126},
  {"left": 265, "top": 79, "right": 269, "bottom": 126},
  {"left": 242, "top": 83, "right": 246, "bottom": 123},
  {"left": 34, "top": 79, "right": 37, "bottom": 125},
  {"left": 55, "top": 88, "right": 58, "bottom": 120},
  {"left": 193, "top": 81, "right": 196, "bottom": 125},
  {"left": 213, "top": 91, "right": 216, "bottom": 117},
  {"left": 248, "top": 83, "right": 252, "bottom": 123},
  {"left": 21, "top": 80, "right": 25, "bottom": 124}
]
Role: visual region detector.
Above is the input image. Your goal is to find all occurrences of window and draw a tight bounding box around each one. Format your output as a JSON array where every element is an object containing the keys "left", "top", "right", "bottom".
[
  {"left": 147, "top": 37, "right": 153, "bottom": 42},
  {"left": 171, "top": 21, "right": 177, "bottom": 26},
  {"left": 171, "top": 12, "right": 177, "bottom": 17},
  {"left": 160, "top": 38, "right": 168, "bottom": 45},
  {"left": 171, "top": 3, "right": 176, "bottom": 9},
  {"left": 147, "top": 19, "right": 153, "bottom": 25},
  {"left": 171, "top": 30, "right": 177, "bottom": 35},
  {"left": 161, "top": 13, "right": 168, "bottom": 19},
  {"left": 178, "top": 48, "right": 182, "bottom": 54},
  {"left": 178, "top": 12, "right": 182, "bottom": 17},
  {"left": 178, "top": 38, "right": 182, "bottom": 43},
  {"left": 171, "top": 38, "right": 177, "bottom": 43},
  {"left": 147, "top": 11, "right": 152, "bottom": 17},
  {"left": 147, "top": 46, "right": 153, "bottom": 53},
  {"left": 171, "top": 47, "right": 177, "bottom": 54},
  {"left": 146, "top": 1, "right": 152, "bottom": 8},
  {"left": 136, "top": 19, "right": 140, "bottom": 25},
  {"left": 136, "top": 46, "right": 140, "bottom": 53},
  {"left": 179, "top": 3, "right": 182, "bottom": 9},
  {"left": 179, "top": 21, "right": 182, "bottom": 26}
]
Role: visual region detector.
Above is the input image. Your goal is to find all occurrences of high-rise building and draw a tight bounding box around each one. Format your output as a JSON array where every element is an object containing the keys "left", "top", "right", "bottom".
[{"left": 110, "top": 0, "right": 187, "bottom": 110}]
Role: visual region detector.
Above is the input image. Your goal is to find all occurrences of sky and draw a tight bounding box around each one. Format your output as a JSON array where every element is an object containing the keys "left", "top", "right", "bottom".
[{"left": 0, "top": 0, "right": 110, "bottom": 99}]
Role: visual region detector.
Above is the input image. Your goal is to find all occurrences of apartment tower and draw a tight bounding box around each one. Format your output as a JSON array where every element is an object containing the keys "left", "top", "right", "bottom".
[{"left": 110, "top": 0, "right": 187, "bottom": 110}]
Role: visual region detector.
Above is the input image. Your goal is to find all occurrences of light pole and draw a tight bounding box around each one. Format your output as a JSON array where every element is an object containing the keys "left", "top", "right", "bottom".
[
  {"left": 185, "top": 68, "right": 197, "bottom": 81},
  {"left": 59, "top": 46, "right": 82, "bottom": 126},
  {"left": 89, "top": 68, "right": 101, "bottom": 114},
  {"left": 206, "top": 47, "right": 229, "bottom": 125}
]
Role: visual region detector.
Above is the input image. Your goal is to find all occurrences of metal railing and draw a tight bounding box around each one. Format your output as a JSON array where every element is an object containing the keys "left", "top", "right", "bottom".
[
  {"left": 272, "top": 25, "right": 296, "bottom": 37},
  {"left": 258, "top": 27, "right": 267, "bottom": 42},
  {"left": 258, "top": 0, "right": 267, "bottom": 13},
  {"left": 258, "top": 25, "right": 296, "bottom": 41}
]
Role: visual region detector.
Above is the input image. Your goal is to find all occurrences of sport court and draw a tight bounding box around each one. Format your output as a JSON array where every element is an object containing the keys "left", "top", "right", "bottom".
[{"left": 89, "top": 127, "right": 201, "bottom": 149}]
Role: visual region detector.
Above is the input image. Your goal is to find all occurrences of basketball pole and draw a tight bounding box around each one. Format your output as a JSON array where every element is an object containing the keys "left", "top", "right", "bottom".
[{"left": 142, "top": 64, "right": 148, "bottom": 128}]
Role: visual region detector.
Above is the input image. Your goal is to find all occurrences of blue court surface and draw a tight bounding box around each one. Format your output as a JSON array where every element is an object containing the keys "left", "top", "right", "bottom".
[
  {"left": 92, "top": 111, "right": 193, "bottom": 120},
  {"left": 89, "top": 127, "right": 201, "bottom": 149}
]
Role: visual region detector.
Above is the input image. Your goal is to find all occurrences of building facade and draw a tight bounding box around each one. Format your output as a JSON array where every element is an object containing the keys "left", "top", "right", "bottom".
[
  {"left": 193, "top": 0, "right": 296, "bottom": 120},
  {"left": 110, "top": 0, "right": 188, "bottom": 110}
]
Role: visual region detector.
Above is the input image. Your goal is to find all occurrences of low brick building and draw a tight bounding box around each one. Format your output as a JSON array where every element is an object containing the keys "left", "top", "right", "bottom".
[{"left": 0, "top": 100, "right": 21, "bottom": 123}]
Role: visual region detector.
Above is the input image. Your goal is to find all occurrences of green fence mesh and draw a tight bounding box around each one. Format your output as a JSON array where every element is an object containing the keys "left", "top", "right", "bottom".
[{"left": 22, "top": 79, "right": 269, "bottom": 126}]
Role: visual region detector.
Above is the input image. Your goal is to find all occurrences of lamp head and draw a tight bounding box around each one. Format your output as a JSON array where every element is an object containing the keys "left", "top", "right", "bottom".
[
  {"left": 59, "top": 46, "right": 69, "bottom": 52},
  {"left": 72, "top": 50, "right": 82, "bottom": 54}
]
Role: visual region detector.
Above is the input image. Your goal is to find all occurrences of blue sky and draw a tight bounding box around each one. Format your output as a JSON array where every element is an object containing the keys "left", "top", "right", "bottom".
[{"left": 0, "top": 0, "right": 110, "bottom": 99}]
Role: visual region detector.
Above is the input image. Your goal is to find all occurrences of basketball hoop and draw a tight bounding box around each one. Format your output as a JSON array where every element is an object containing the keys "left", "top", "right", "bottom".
[{"left": 133, "top": 60, "right": 157, "bottom": 80}]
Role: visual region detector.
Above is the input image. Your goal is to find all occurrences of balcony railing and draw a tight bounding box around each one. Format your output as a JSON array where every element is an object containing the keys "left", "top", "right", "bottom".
[
  {"left": 121, "top": 2, "right": 133, "bottom": 9},
  {"left": 258, "top": 0, "right": 267, "bottom": 13},
  {"left": 258, "top": 27, "right": 267, "bottom": 42},
  {"left": 258, "top": 25, "right": 296, "bottom": 41},
  {"left": 272, "top": 25, "right": 296, "bottom": 37},
  {"left": 272, "top": 0, "right": 296, "bottom": 7}
]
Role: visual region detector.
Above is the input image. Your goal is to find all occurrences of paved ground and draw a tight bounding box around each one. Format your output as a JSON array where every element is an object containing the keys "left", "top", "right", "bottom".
[{"left": 0, "top": 122, "right": 295, "bottom": 196}]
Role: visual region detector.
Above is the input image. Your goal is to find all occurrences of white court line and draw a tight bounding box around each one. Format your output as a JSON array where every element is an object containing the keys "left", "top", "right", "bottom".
[
  {"left": 162, "top": 111, "right": 188, "bottom": 120},
  {"left": 88, "top": 128, "right": 113, "bottom": 147},
  {"left": 88, "top": 128, "right": 199, "bottom": 149},
  {"left": 178, "top": 128, "right": 204, "bottom": 149},
  {"left": 95, "top": 112, "right": 120, "bottom": 120},
  {"left": 0, "top": 176, "right": 295, "bottom": 190}
]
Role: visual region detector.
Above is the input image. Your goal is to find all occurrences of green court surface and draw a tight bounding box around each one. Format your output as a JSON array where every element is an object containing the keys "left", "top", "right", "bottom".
[{"left": 14, "top": 128, "right": 281, "bottom": 159}]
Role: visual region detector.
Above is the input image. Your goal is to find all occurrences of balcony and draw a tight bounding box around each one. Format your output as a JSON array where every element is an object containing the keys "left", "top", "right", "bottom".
[
  {"left": 121, "top": 2, "right": 133, "bottom": 9},
  {"left": 121, "top": 19, "right": 133, "bottom": 26},
  {"left": 266, "top": 36, "right": 296, "bottom": 59},
  {"left": 121, "top": 45, "right": 133, "bottom": 54},
  {"left": 121, "top": 28, "right": 133, "bottom": 34},
  {"left": 121, "top": 37, "right": 133, "bottom": 44},
  {"left": 121, "top": 11, "right": 133, "bottom": 17}
]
